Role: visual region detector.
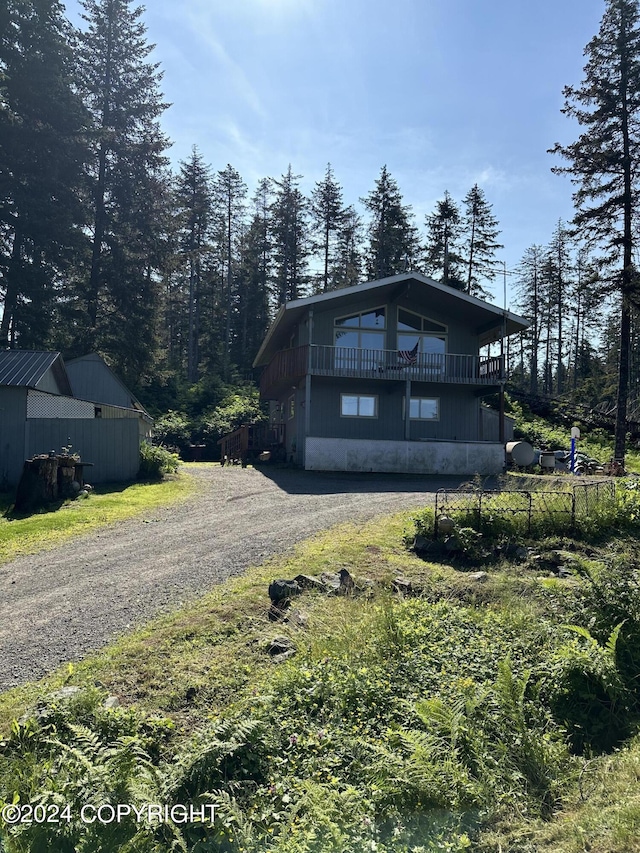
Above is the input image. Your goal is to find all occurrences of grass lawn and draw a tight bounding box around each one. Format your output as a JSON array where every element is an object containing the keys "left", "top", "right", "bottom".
[
  {"left": 0, "top": 472, "right": 195, "bottom": 565},
  {"left": 2, "top": 496, "right": 640, "bottom": 852}
]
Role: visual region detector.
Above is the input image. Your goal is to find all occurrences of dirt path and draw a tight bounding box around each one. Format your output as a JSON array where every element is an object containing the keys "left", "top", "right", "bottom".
[{"left": 0, "top": 465, "right": 469, "bottom": 690}]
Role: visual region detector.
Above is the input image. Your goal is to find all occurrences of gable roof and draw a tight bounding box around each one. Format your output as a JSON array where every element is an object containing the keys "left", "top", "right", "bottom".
[
  {"left": 253, "top": 272, "right": 530, "bottom": 367},
  {"left": 0, "top": 350, "right": 73, "bottom": 395},
  {"left": 65, "top": 353, "right": 150, "bottom": 417}
]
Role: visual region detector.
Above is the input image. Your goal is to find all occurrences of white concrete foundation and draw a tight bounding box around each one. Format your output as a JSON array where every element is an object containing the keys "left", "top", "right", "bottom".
[{"left": 305, "top": 437, "right": 505, "bottom": 475}]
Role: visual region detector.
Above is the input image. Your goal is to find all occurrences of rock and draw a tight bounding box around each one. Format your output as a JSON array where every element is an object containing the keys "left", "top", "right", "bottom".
[
  {"left": 469, "top": 571, "right": 489, "bottom": 583},
  {"left": 319, "top": 569, "right": 355, "bottom": 595},
  {"left": 268, "top": 579, "right": 301, "bottom": 604},
  {"left": 272, "top": 649, "right": 297, "bottom": 664},
  {"left": 294, "top": 574, "right": 327, "bottom": 592},
  {"left": 320, "top": 572, "right": 342, "bottom": 593},
  {"left": 392, "top": 576, "right": 413, "bottom": 595},
  {"left": 514, "top": 547, "right": 529, "bottom": 561},
  {"left": 437, "top": 516, "right": 456, "bottom": 535},
  {"left": 338, "top": 568, "right": 355, "bottom": 593},
  {"left": 103, "top": 695, "right": 120, "bottom": 709},
  {"left": 413, "top": 534, "right": 431, "bottom": 553},
  {"left": 557, "top": 566, "right": 574, "bottom": 579},
  {"left": 47, "top": 686, "right": 83, "bottom": 702},
  {"left": 268, "top": 602, "right": 289, "bottom": 622},
  {"left": 444, "top": 536, "right": 459, "bottom": 553},
  {"left": 267, "top": 636, "right": 296, "bottom": 656},
  {"left": 285, "top": 609, "right": 309, "bottom": 629}
]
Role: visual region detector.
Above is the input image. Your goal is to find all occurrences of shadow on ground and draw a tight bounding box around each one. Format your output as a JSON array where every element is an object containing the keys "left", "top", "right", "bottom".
[{"left": 247, "top": 466, "right": 497, "bottom": 496}]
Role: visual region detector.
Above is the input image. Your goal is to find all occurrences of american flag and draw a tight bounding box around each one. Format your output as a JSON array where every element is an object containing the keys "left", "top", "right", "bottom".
[{"left": 398, "top": 341, "right": 419, "bottom": 365}]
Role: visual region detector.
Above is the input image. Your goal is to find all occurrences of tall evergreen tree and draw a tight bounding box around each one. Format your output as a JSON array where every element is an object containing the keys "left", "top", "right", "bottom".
[
  {"left": 424, "top": 191, "right": 464, "bottom": 289},
  {"left": 310, "top": 163, "right": 345, "bottom": 293},
  {"left": 361, "top": 166, "right": 418, "bottom": 280},
  {"left": 77, "top": 0, "right": 170, "bottom": 383},
  {"left": 174, "top": 146, "right": 213, "bottom": 382},
  {"left": 271, "top": 166, "right": 309, "bottom": 305},
  {"left": 461, "top": 184, "right": 503, "bottom": 298},
  {"left": 0, "top": 0, "right": 88, "bottom": 348},
  {"left": 515, "top": 245, "right": 546, "bottom": 395},
  {"left": 550, "top": 0, "right": 640, "bottom": 463},
  {"left": 212, "top": 164, "right": 247, "bottom": 378},
  {"left": 331, "top": 205, "right": 363, "bottom": 290},
  {"left": 545, "top": 220, "right": 573, "bottom": 394}
]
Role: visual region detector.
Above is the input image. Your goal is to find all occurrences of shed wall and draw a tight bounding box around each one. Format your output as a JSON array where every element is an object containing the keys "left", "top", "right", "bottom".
[
  {"left": 25, "top": 419, "right": 140, "bottom": 483},
  {"left": 0, "top": 387, "right": 27, "bottom": 487}
]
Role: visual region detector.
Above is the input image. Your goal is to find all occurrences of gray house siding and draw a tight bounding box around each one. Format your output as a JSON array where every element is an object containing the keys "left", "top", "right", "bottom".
[
  {"left": 25, "top": 418, "right": 140, "bottom": 483},
  {"left": 311, "top": 298, "right": 479, "bottom": 354},
  {"left": 0, "top": 387, "right": 27, "bottom": 488},
  {"left": 306, "top": 378, "right": 482, "bottom": 444}
]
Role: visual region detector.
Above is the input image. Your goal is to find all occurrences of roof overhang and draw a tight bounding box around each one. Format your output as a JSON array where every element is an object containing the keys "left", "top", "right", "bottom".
[{"left": 253, "top": 272, "right": 530, "bottom": 367}]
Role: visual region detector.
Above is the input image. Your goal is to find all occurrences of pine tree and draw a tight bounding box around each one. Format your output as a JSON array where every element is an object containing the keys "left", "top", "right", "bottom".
[
  {"left": 461, "top": 184, "right": 503, "bottom": 298},
  {"left": 550, "top": 0, "right": 640, "bottom": 463},
  {"left": 424, "top": 191, "right": 464, "bottom": 289},
  {"left": 77, "top": 0, "right": 170, "bottom": 383},
  {"left": 232, "top": 179, "right": 272, "bottom": 370},
  {"left": 515, "top": 245, "right": 546, "bottom": 395},
  {"left": 331, "top": 205, "right": 363, "bottom": 290},
  {"left": 271, "top": 166, "right": 309, "bottom": 304},
  {"left": 310, "top": 163, "right": 345, "bottom": 292},
  {"left": 361, "top": 166, "right": 418, "bottom": 280},
  {"left": 173, "top": 147, "right": 213, "bottom": 382},
  {"left": 545, "top": 220, "right": 573, "bottom": 394},
  {"left": 0, "top": 0, "right": 89, "bottom": 348},
  {"left": 212, "top": 164, "right": 247, "bottom": 379}
]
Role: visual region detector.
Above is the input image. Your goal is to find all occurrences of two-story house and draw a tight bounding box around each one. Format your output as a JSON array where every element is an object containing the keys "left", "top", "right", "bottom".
[{"left": 253, "top": 271, "right": 529, "bottom": 475}]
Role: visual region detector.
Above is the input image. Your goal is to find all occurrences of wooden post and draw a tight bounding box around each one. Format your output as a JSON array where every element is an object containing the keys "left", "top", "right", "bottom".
[{"left": 405, "top": 377, "right": 411, "bottom": 440}]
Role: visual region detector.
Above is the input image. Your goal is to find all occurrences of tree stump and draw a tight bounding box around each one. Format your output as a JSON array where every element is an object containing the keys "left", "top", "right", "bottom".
[{"left": 14, "top": 456, "right": 59, "bottom": 513}]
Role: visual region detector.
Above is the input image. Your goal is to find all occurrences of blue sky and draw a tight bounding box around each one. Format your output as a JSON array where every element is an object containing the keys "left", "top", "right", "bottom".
[{"left": 68, "top": 0, "right": 606, "bottom": 305}]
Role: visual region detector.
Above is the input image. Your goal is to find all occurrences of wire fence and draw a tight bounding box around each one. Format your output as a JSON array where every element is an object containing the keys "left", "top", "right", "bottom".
[{"left": 434, "top": 480, "right": 616, "bottom": 537}]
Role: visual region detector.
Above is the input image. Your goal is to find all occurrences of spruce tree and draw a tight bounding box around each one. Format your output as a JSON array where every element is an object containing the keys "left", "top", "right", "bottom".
[
  {"left": 77, "top": 0, "right": 170, "bottom": 382},
  {"left": 174, "top": 147, "right": 213, "bottom": 382},
  {"left": 212, "top": 164, "right": 247, "bottom": 378},
  {"left": 361, "top": 166, "right": 418, "bottom": 281},
  {"left": 0, "top": 0, "right": 88, "bottom": 348},
  {"left": 310, "top": 163, "right": 345, "bottom": 293},
  {"left": 271, "top": 166, "right": 309, "bottom": 304},
  {"left": 424, "top": 191, "right": 464, "bottom": 289},
  {"left": 461, "top": 184, "right": 503, "bottom": 298},
  {"left": 550, "top": 0, "right": 640, "bottom": 462}
]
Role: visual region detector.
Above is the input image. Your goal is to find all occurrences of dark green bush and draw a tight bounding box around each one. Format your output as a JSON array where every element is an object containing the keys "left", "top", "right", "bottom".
[{"left": 137, "top": 442, "right": 179, "bottom": 480}]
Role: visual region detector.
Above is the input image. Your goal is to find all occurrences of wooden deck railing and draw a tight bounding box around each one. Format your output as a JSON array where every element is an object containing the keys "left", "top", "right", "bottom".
[
  {"left": 259, "top": 345, "right": 504, "bottom": 396},
  {"left": 218, "top": 422, "right": 286, "bottom": 464}
]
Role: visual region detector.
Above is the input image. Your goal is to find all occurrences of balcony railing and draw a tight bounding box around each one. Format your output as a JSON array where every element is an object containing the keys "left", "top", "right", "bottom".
[
  {"left": 259, "top": 344, "right": 504, "bottom": 396},
  {"left": 309, "top": 345, "right": 504, "bottom": 385}
]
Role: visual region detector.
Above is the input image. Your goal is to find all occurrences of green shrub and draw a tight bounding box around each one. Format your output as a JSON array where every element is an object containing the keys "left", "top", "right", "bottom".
[{"left": 137, "top": 442, "right": 179, "bottom": 480}]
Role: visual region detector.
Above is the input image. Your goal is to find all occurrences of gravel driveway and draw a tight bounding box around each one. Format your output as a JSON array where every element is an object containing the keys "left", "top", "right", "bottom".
[{"left": 0, "top": 465, "right": 469, "bottom": 690}]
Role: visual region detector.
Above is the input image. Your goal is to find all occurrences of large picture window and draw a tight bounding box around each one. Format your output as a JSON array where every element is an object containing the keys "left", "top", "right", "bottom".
[
  {"left": 340, "top": 394, "right": 378, "bottom": 418},
  {"left": 397, "top": 309, "right": 447, "bottom": 362},
  {"left": 334, "top": 308, "right": 386, "bottom": 350}
]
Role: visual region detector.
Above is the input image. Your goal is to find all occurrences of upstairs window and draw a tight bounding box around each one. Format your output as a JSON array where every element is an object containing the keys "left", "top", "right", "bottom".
[
  {"left": 397, "top": 309, "right": 447, "bottom": 358},
  {"left": 335, "top": 307, "right": 386, "bottom": 351}
]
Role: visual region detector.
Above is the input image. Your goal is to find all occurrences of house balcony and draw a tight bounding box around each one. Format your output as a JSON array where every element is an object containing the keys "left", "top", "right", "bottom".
[{"left": 259, "top": 344, "right": 504, "bottom": 398}]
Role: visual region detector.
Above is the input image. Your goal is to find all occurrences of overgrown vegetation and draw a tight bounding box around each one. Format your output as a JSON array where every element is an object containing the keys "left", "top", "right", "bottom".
[
  {"left": 3, "top": 500, "right": 640, "bottom": 852},
  {"left": 138, "top": 442, "right": 180, "bottom": 480}
]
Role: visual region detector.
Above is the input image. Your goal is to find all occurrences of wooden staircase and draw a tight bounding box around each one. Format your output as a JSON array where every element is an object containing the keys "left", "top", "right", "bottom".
[{"left": 218, "top": 423, "right": 286, "bottom": 466}]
